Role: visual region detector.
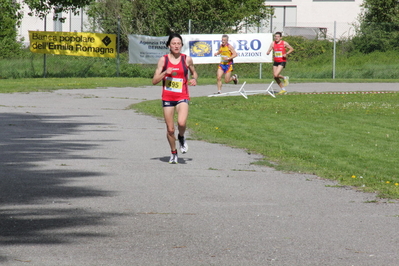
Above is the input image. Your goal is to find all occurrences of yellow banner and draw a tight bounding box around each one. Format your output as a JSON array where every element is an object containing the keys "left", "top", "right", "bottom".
[{"left": 29, "top": 31, "right": 117, "bottom": 58}]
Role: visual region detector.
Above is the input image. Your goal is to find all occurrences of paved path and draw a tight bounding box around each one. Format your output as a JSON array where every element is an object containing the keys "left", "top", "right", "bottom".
[{"left": 0, "top": 83, "right": 398, "bottom": 265}]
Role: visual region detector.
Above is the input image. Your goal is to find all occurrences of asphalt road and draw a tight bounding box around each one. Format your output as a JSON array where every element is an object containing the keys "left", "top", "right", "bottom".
[{"left": 1, "top": 82, "right": 398, "bottom": 266}]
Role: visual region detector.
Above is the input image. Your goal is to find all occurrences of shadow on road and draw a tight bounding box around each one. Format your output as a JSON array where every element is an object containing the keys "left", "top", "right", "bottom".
[{"left": 0, "top": 113, "right": 121, "bottom": 261}]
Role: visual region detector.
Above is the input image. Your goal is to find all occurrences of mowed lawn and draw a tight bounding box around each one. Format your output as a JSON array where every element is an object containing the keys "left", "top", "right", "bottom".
[{"left": 133, "top": 90, "right": 399, "bottom": 199}]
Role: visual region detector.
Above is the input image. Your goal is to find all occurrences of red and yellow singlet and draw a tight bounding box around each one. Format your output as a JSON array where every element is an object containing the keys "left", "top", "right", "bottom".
[
  {"left": 273, "top": 41, "right": 286, "bottom": 63},
  {"left": 162, "top": 54, "right": 190, "bottom": 101}
]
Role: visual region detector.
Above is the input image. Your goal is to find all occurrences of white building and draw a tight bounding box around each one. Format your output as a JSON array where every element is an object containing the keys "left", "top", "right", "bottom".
[
  {"left": 17, "top": 1, "right": 88, "bottom": 46},
  {"left": 17, "top": 0, "right": 364, "bottom": 45},
  {"left": 264, "top": 0, "right": 364, "bottom": 39}
]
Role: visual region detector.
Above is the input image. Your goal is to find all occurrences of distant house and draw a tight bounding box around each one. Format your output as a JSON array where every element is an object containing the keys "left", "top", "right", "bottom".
[
  {"left": 264, "top": 0, "right": 364, "bottom": 39},
  {"left": 17, "top": 1, "right": 88, "bottom": 46}
]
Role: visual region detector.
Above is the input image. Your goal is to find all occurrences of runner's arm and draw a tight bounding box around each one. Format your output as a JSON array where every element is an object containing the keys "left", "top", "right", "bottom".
[
  {"left": 186, "top": 56, "right": 198, "bottom": 86},
  {"left": 152, "top": 57, "right": 172, "bottom": 85},
  {"left": 266, "top": 42, "right": 273, "bottom": 55},
  {"left": 227, "top": 45, "right": 237, "bottom": 61},
  {"left": 284, "top": 42, "right": 294, "bottom": 55}
]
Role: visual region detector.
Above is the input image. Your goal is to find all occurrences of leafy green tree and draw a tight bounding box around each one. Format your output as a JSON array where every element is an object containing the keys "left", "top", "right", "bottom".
[
  {"left": 352, "top": 0, "right": 399, "bottom": 53},
  {"left": 86, "top": 0, "right": 273, "bottom": 50},
  {"left": 130, "top": 0, "right": 272, "bottom": 35},
  {"left": 361, "top": 0, "right": 399, "bottom": 23},
  {"left": 0, "top": 0, "right": 23, "bottom": 59},
  {"left": 86, "top": 0, "right": 134, "bottom": 51},
  {"left": 23, "top": 0, "right": 94, "bottom": 21}
]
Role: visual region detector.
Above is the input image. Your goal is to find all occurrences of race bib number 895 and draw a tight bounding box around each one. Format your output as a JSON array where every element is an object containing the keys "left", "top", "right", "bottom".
[{"left": 164, "top": 77, "right": 183, "bottom": 93}]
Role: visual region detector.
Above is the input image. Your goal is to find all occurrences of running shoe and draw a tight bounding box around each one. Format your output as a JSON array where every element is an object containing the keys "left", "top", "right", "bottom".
[
  {"left": 233, "top": 74, "right": 239, "bottom": 85},
  {"left": 178, "top": 135, "right": 188, "bottom": 154},
  {"left": 283, "top": 76, "right": 289, "bottom": 87},
  {"left": 169, "top": 152, "right": 178, "bottom": 164},
  {"left": 277, "top": 89, "right": 287, "bottom": 95}
]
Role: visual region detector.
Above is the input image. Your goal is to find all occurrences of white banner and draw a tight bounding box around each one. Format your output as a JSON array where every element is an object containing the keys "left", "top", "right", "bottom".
[{"left": 128, "top": 33, "right": 273, "bottom": 64}]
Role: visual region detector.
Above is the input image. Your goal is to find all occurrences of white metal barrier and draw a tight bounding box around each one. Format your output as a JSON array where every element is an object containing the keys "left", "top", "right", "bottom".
[{"left": 208, "top": 81, "right": 276, "bottom": 99}]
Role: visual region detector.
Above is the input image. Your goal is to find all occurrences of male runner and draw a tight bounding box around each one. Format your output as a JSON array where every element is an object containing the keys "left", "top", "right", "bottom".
[
  {"left": 214, "top": 34, "right": 238, "bottom": 94},
  {"left": 267, "top": 32, "right": 294, "bottom": 95}
]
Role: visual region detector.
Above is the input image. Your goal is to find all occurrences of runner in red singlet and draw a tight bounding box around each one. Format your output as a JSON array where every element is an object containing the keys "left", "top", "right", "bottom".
[
  {"left": 267, "top": 32, "right": 294, "bottom": 95},
  {"left": 152, "top": 33, "right": 198, "bottom": 164}
]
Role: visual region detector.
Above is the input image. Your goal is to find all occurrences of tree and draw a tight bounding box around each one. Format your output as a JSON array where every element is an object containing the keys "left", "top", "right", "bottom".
[
  {"left": 361, "top": 0, "right": 399, "bottom": 24},
  {"left": 130, "top": 0, "right": 272, "bottom": 35},
  {"left": 86, "top": 0, "right": 134, "bottom": 51},
  {"left": 23, "top": 0, "right": 94, "bottom": 21},
  {"left": 0, "top": 0, "right": 23, "bottom": 58},
  {"left": 352, "top": 0, "right": 399, "bottom": 53},
  {"left": 86, "top": 0, "right": 273, "bottom": 50}
]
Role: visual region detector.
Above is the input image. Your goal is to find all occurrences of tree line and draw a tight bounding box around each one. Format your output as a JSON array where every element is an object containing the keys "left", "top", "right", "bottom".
[{"left": 1, "top": 0, "right": 399, "bottom": 59}]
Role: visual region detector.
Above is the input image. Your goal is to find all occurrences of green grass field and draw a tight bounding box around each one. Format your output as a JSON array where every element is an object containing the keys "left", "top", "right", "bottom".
[
  {"left": 1, "top": 49, "right": 399, "bottom": 80},
  {"left": 132, "top": 90, "right": 399, "bottom": 199},
  {"left": 0, "top": 77, "right": 152, "bottom": 93}
]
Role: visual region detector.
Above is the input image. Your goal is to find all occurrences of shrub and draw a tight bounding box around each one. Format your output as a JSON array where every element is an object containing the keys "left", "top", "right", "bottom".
[{"left": 283, "top": 36, "right": 334, "bottom": 62}]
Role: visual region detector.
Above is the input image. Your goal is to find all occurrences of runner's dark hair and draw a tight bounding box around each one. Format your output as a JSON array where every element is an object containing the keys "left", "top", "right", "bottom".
[{"left": 166, "top": 33, "right": 184, "bottom": 47}]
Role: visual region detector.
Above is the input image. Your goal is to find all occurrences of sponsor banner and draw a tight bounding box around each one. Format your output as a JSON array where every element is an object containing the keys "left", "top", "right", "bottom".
[
  {"left": 128, "top": 35, "right": 169, "bottom": 64},
  {"left": 29, "top": 31, "right": 117, "bottom": 58},
  {"left": 128, "top": 33, "right": 273, "bottom": 64}
]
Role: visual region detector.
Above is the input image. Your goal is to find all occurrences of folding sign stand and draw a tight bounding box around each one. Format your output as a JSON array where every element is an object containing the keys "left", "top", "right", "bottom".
[
  {"left": 245, "top": 81, "right": 276, "bottom": 98},
  {"left": 208, "top": 82, "right": 248, "bottom": 99},
  {"left": 208, "top": 81, "right": 276, "bottom": 99}
]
